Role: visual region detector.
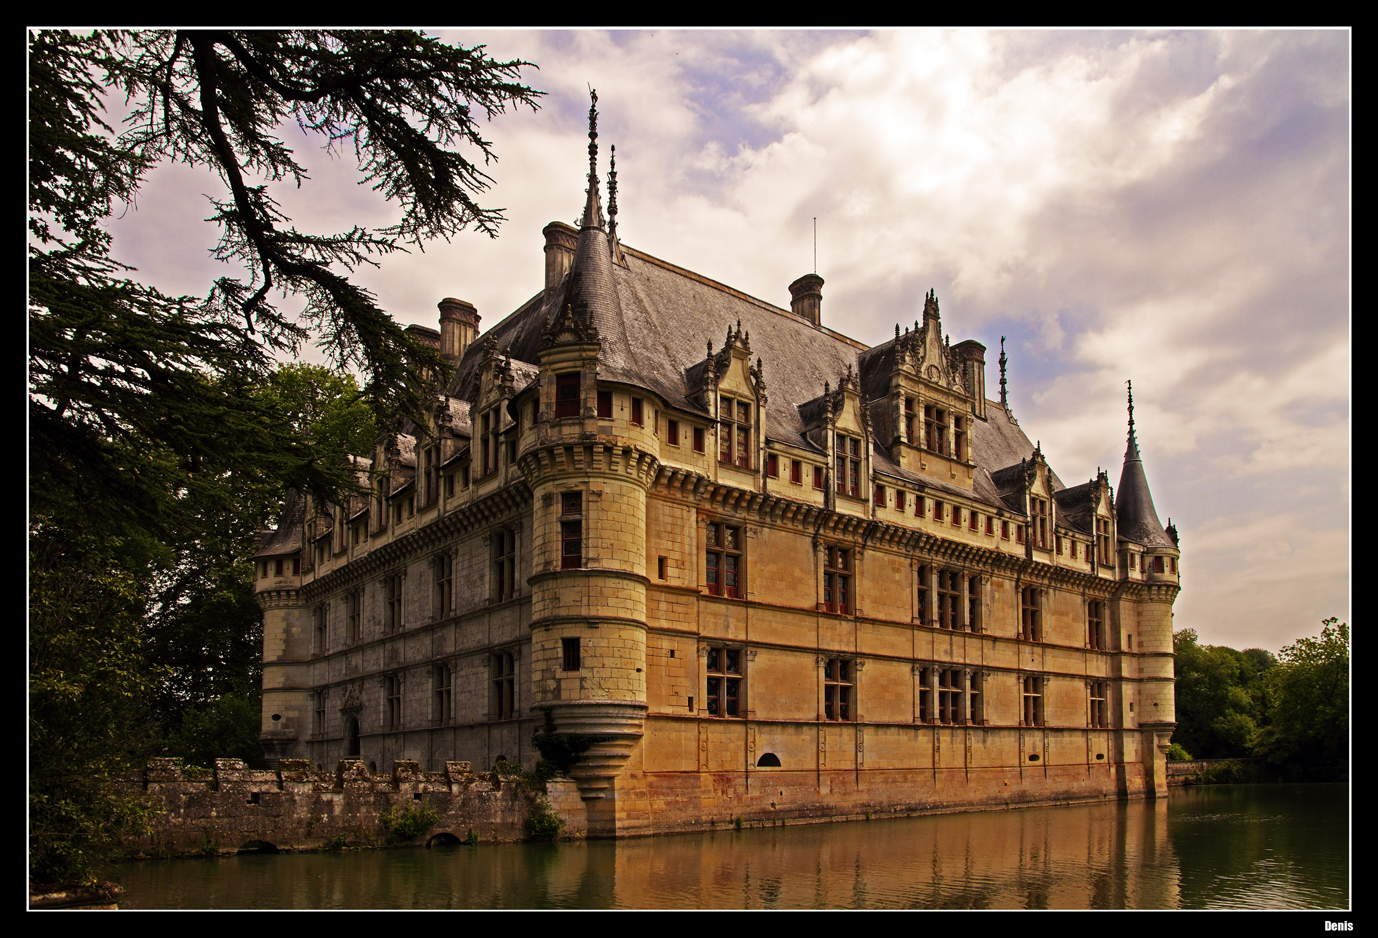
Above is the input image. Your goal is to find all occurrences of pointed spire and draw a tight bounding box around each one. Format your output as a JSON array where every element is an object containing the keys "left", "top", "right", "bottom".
[
  {"left": 1116, "top": 380, "right": 1174, "bottom": 548},
  {"left": 998, "top": 336, "right": 1009, "bottom": 412},
  {"left": 1125, "top": 379, "right": 1140, "bottom": 460},
  {"left": 607, "top": 143, "right": 624, "bottom": 265},
  {"left": 580, "top": 89, "right": 605, "bottom": 230}
]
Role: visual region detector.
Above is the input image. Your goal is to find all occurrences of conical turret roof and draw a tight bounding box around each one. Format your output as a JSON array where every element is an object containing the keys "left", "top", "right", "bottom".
[{"left": 1116, "top": 382, "right": 1174, "bottom": 549}]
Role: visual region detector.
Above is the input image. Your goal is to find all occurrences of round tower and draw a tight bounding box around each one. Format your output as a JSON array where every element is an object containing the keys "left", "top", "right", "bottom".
[{"left": 517, "top": 90, "right": 657, "bottom": 836}]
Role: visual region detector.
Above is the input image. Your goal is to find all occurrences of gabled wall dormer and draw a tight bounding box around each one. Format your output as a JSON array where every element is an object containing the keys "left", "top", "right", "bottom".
[
  {"left": 801, "top": 364, "right": 870, "bottom": 515},
  {"left": 469, "top": 335, "right": 522, "bottom": 491},
  {"left": 886, "top": 291, "right": 977, "bottom": 490},
  {"left": 690, "top": 321, "right": 767, "bottom": 486}
]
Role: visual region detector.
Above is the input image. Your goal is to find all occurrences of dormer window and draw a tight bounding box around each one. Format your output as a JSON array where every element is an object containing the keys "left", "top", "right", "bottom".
[
  {"left": 835, "top": 434, "right": 861, "bottom": 497},
  {"left": 719, "top": 396, "right": 753, "bottom": 469},
  {"left": 924, "top": 405, "right": 949, "bottom": 456}
]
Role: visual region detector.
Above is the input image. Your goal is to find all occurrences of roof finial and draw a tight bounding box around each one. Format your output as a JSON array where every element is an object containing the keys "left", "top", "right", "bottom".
[
  {"left": 580, "top": 88, "right": 605, "bottom": 230},
  {"left": 608, "top": 143, "right": 624, "bottom": 264},
  {"left": 998, "top": 336, "right": 1009, "bottom": 412},
  {"left": 1126, "top": 379, "right": 1140, "bottom": 459}
]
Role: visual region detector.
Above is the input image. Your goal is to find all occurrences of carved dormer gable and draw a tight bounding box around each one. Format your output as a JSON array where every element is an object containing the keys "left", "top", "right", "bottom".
[
  {"left": 910, "top": 290, "right": 962, "bottom": 392},
  {"left": 540, "top": 300, "right": 601, "bottom": 351},
  {"left": 705, "top": 320, "right": 767, "bottom": 476}
]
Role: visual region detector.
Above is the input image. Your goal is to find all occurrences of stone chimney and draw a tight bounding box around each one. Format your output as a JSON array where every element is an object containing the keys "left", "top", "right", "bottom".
[
  {"left": 789, "top": 273, "right": 824, "bottom": 327},
  {"left": 543, "top": 221, "right": 578, "bottom": 292},
  {"left": 953, "top": 340, "right": 988, "bottom": 419},
  {"left": 437, "top": 298, "right": 480, "bottom": 363}
]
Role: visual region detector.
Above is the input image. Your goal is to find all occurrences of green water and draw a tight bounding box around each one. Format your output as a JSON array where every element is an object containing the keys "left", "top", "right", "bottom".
[{"left": 114, "top": 784, "right": 1349, "bottom": 909}]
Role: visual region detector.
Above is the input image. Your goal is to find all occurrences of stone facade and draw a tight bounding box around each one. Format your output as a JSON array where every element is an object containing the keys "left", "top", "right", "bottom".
[{"left": 254, "top": 97, "right": 1180, "bottom": 838}]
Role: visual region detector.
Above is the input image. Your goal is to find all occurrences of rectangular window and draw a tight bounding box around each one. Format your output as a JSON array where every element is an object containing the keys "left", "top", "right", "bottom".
[
  {"left": 934, "top": 500, "right": 944, "bottom": 523},
  {"left": 1130, "top": 553, "right": 1137, "bottom": 570},
  {"left": 492, "top": 651, "right": 516, "bottom": 720},
  {"left": 823, "top": 546, "right": 851, "bottom": 614},
  {"left": 481, "top": 411, "right": 494, "bottom": 476},
  {"left": 1071, "top": 540, "right": 1079, "bottom": 560},
  {"left": 434, "top": 664, "right": 452, "bottom": 724},
  {"left": 835, "top": 434, "right": 861, "bottom": 497},
  {"left": 668, "top": 419, "right": 680, "bottom": 445},
  {"left": 493, "top": 527, "right": 517, "bottom": 602},
  {"left": 555, "top": 372, "right": 581, "bottom": 419},
  {"left": 1170, "top": 557, "right": 1177, "bottom": 574},
  {"left": 767, "top": 453, "right": 779, "bottom": 478},
  {"left": 386, "top": 674, "right": 402, "bottom": 729},
  {"left": 658, "top": 556, "right": 667, "bottom": 579},
  {"left": 347, "top": 589, "right": 363, "bottom": 644},
  {"left": 874, "top": 484, "right": 885, "bottom": 506},
  {"left": 424, "top": 444, "right": 439, "bottom": 505},
  {"left": 1096, "top": 518, "right": 1111, "bottom": 565},
  {"left": 951, "top": 505, "right": 962, "bottom": 527},
  {"left": 1021, "top": 587, "right": 1041, "bottom": 642},
  {"left": 562, "top": 637, "right": 581, "bottom": 671},
  {"left": 631, "top": 397, "right": 644, "bottom": 426},
  {"left": 445, "top": 473, "right": 455, "bottom": 499},
  {"left": 916, "top": 565, "right": 929, "bottom": 624},
  {"left": 791, "top": 459, "right": 802, "bottom": 484},
  {"left": 823, "top": 658, "right": 853, "bottom": 721},
  {"left": 598, "top": 390, "right": 613, "bottom": 419},
  {"left": 274, "top": 558, "right": 284, "bottom": 577},
  {"left": 938, "top": 668, "right": 963, "bottom": 724},
  {"left": 969, "top": 673, "right": 984, "bottom": 725},
  {"left": 917, "top": 666, "right": 931, "bottom": 723},
  {"left": 967, "top": 575, "right": 982, "bottom": 633},
  {"left": 719, "top": 396, "right": 753, "bottom": 468},
  {"left": 1088, "top": 600, "right": 1105, "bottom": 650},
  {"left": 434, "top": 552, "right": 453, "bottom": 619},
  {"left": 916, "top": 497, "right": 925, "bottom": 518},
  {"left": 1090, "top": 680, "right": 1108, "bottom": 728},
  {"left": 693, "top": 426, "right": 705, "bottom": 453},
  {"left": 706, "top": 522, "right": 742, "bottom": 598},
  {"left": 896, "top": 490, "right": 906, "bottom": 512},
  {"left": 813, "top": 465, "right": 824, "bottom": 489},
  {"left": 924, "top": 405, "right": 949, "bottom": 456},
  {"left": 905, "top": 396, "right": 916, "bottom": 443},
  {"left": 969, "top": 511, "right": 978, "bottom": 532},
  {"left": 561, "top": 492, "right": 582, "bottom": 570},
  {"left": 1056, "top": 534, "right": 1063, "bottom": 554},
  {"left": 314, "top": 691, "right": 326, "bottom": 736},
  {"left": 1153, "top": 555, "right": 1165, "bottom": 573},
  {"left": 953, "top": 416, "right": 967, "bottom": 462},
  {"left": 705, "top": 646, "right": 743, "bottom": 717},
  {"left": 986, "top": 516, "right": 994, "bottom": 535},
  {"left": 386, "top": 572, "right": 404, "bottom": 633},
  {"left": 1015, "top": 525, "right": 1024, "bottom": 544},
  {"left": 1001, "top": 520, "right": 1010, "bottom": 540},
  {"left": 937, "top": 569, "right": 961, "bottom": 630},
  {"left": 1021, "top": 675, "right": 1044, "bottom": 726},
  {"left": 313, "top": 604, "right": 328, "bottom": 656}
]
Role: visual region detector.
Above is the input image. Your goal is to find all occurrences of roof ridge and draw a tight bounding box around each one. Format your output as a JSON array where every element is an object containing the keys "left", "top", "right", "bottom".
[{"left": 617, "top": 241, "right": 870, "bottom": 352}]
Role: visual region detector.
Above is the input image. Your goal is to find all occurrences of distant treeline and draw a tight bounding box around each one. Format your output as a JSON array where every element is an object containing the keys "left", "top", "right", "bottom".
[{"left": 1171, "top": 619, "right": 1348, "bottom": 782}]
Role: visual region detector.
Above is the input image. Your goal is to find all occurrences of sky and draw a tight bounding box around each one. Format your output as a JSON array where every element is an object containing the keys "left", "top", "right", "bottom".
[{"left": 103, "top": 29, "right": 1350, "bottom": 653}]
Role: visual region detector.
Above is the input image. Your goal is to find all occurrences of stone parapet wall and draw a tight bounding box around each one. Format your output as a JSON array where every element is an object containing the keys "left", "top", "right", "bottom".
[{"left": 122, "top": 758, "right": 585, "bottom": 857}]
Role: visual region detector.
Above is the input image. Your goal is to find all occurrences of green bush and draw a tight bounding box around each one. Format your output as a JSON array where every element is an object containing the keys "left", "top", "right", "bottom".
[
  {"left": 380, "top": 800, "right": 443, "bottom": 843},
  {"left": 527, "top": 796, "right": 563, "bottom": 840},
  {"left": 1167, "top": 742, "right": 1193, "bottom": 761}
]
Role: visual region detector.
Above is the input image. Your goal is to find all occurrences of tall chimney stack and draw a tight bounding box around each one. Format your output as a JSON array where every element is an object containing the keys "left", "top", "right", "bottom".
[
  {"left": 437, "top": 298, "right": 480, "bottom": 363},
  {"left": 789, "top": 273, "right": 824, "bottom": 327},
  {"left": 543, "top": 221, "right": 578, "bottom": 293}
]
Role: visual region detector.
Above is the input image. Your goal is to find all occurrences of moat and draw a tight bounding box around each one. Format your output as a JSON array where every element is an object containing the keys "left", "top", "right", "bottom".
[{"left": 115, "top": 784, "right": 1348, "bottom": 910}]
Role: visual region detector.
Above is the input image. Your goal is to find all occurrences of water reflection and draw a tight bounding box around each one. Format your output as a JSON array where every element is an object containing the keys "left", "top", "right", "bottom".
[{"left": 117, "top": 785, "right": 1347, "bottom": 910}]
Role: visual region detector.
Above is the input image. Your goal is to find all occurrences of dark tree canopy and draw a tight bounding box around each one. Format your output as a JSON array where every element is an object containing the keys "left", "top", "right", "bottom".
[
  {"left": 29, "top": 29, "right": 541, "bottom": 535},
  {"left": 28, "top": 29, "right": 540, "bottom": 883}
]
